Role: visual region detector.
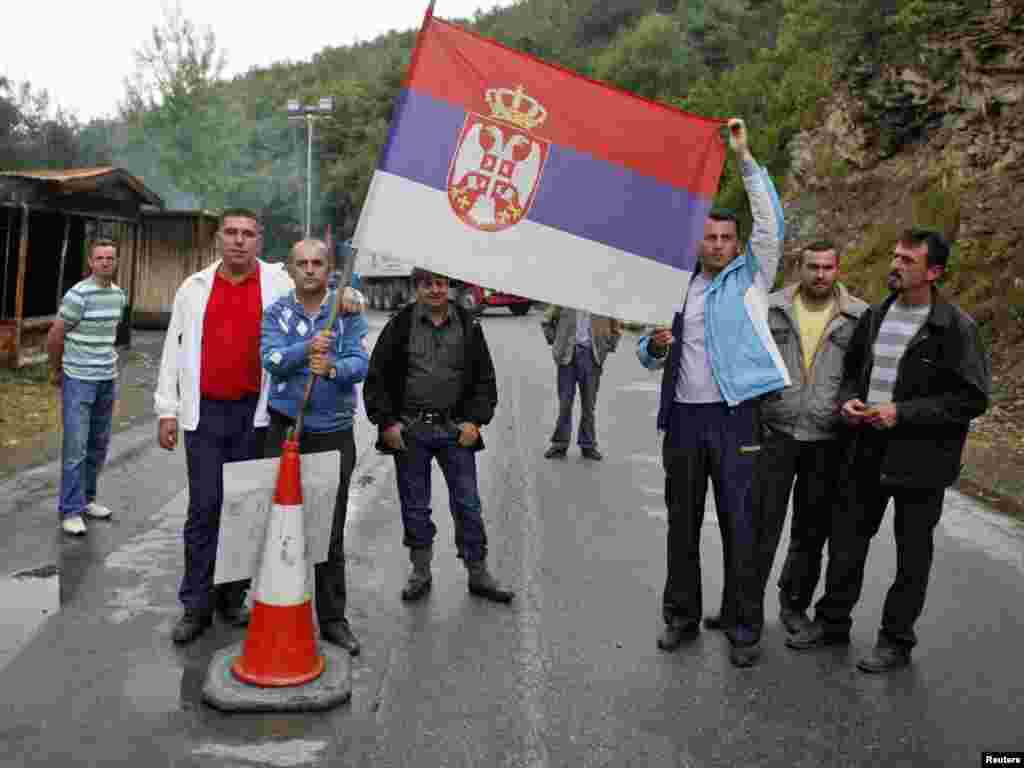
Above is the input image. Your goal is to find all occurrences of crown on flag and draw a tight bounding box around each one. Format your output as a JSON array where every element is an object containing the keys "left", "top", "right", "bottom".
[{"left": 485, "top": 85, "right": 547, "bottom": 131}]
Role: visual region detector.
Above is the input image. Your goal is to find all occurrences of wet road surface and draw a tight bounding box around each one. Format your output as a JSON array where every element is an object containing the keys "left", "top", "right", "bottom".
[{"left": 1, "top": 309, "right": 1022, "bottom": 767}]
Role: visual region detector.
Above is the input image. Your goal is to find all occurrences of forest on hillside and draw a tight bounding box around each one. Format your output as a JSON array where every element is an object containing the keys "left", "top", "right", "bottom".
[{"left": 0, "top": 0, "right": 990, "bottom": 259}]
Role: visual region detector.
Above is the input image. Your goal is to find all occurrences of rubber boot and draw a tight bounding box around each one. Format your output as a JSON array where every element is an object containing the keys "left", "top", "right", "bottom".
[{"left": 466, "top": 559, "right": 514, "bottom": 603}]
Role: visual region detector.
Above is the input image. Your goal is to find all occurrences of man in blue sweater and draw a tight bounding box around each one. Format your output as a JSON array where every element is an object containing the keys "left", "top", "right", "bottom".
[{"left": 261, "top": 238, "right": 370, "bottom": 655}]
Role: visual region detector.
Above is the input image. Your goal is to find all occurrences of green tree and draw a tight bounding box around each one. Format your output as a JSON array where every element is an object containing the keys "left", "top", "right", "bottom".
[
  {"left": 121, "top": 2, "right": 247, "bottom": 208},
  {"left": 593, "top": 12, "right": 706, "bottom": 100}
]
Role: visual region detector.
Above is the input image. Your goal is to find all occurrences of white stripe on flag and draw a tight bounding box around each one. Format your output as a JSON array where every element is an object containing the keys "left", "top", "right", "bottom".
[{"left": 355, "top": 171, "right": 693, "bottom": 325}]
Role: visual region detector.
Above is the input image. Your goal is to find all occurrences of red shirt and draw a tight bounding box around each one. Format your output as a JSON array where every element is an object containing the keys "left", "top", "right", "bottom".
[{"left": 200, "top": 268, "right": 263, "bottom": 400}]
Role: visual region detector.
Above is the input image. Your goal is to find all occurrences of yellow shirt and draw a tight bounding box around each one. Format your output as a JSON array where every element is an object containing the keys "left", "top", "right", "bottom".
[{"left": 793, "top": 291, "right": 836, "bottom": 372}]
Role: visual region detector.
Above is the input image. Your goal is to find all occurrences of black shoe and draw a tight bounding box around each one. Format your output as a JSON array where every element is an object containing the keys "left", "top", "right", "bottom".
[
  {"left": 657, "top": 621, "right": 699, "bottom": 651},
  {"left": 215, "top": 583, "right": 250, "bottom": 627},
  {"left": 217, "top": 601, "right": 251, "bottom": 628},
  {"left": 703, "top": 615, "right": 732, "bottom": 631},
  {"left": 401, "top": 574, "right": 432, "bottom": 602},
  {"left": 467, "top": 568, "right": 515, "bottom": 603},
  {"left": 779, "top": 607, "right": 812, "bottom": 635},
  {"left": 730, "top": 642, "right": 762, "bottom": 668},
  {"left": 321, "top": 620, "right": 361, "bottom": 656},
  {"left": 172, "top": 610, "right": 212, "bottom": 645},
  {"left": 856, "top": 646, "right": 910, "bottom": 673},
  {"left": 544, "top": 445, "right": 567, "bottom": 459},
  {"left": 785, "top": 620, "right": 850, "bottom": 651},
  {"left": 580, "top": 447, "right": 603, "bottom": 461}
]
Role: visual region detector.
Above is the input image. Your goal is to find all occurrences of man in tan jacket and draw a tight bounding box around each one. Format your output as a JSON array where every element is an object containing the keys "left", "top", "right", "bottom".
[
  {"left": 541, "top": 306, "right": 622, "bottom": 460},
  {"left": 754, "top": 240, "right": 866, "bottom": 639}
]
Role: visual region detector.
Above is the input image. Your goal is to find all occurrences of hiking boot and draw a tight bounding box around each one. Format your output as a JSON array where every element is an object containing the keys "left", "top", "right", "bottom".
[
  {"left": 780, "top": 606, "right": 812, "bottom": 635},
  {"left": 580, "top": 447, "right": 603, "bottom": 461},
  {"left": 785, "top": 619, "right": 850, "bottom": 651},
  {"left": 321, "top": 619, "right": 361, "bottom": 656},
  {"left": 544, "top": 445, "right": 567, "bottom": 459},
  {"left": 856, "top": 645, "right": 910, "bottom": 674},
  {"left": 401, "top": 546, "right": 433, "bottom": 602},
  {"left": 61, "top": 515, "right": 87, "bottom": 536},
  {"left": 466, "top": 560, "right": 514, "bottom": 603},
  {"left": 657, "top": 621, "right": 699, "bottom": 651},
  {"left": 84, "top": 502, "right": 113, "bottom": 519},
  {"left": 730, "top": 642, "right": 762, "bottom": 668},
  {"left": 171, "top": 610, "right": 212, "bottom": 645}
]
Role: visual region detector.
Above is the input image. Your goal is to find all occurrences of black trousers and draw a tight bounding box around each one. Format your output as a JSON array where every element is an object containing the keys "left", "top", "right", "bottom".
[
  {"left": 814, "top": 432, "right": 945, "bottom": 650},
  {"left": 754, "top": 432, "right": 843, "bottom": 615},
  {"left": 265, "top": 410, "right": 356, "bottom": 623},
  {"left": 662, "top": 401, "right": 761, "bottom": 646},
  {"left": 180, "top": 396, "right": 263, "bottom": 615}
]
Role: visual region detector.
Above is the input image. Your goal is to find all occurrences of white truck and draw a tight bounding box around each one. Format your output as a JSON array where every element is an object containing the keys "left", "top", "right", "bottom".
[
  {"left": 353, "top": 246, "right": 417, "bottom": 311},
  {"left": 351, "top": 243, "right": 532, "bottom": 315}
]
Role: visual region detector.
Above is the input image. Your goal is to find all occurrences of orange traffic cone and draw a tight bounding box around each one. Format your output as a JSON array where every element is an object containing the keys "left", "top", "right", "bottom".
[{"left": 231, "top": 439, "right": 325, "bottom": 686}]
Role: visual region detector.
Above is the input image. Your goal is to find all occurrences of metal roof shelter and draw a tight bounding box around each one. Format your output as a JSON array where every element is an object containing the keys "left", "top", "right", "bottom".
[{"left": 0, "top": 167, "right": 164, "bottom": 368}]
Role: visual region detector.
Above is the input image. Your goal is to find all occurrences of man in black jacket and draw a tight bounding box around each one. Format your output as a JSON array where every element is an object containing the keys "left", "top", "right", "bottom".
[
  {"left": 363, "top": 268, "right": 514, "bottom": 604},
  {"left": 787, "top": 228, "right": 990, "bottom": 672}
]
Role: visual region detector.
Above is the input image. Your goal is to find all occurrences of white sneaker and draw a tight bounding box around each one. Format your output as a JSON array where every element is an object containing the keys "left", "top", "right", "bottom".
[
  {"left": 61, "top": 516, "right": 88, "bottom": 536},
  {"left": 84, "top": 502, "right": 113, "bottom": 519}
]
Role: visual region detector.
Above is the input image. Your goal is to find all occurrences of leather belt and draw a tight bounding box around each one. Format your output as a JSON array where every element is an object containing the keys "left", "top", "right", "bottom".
[{"left": 409, "top": 408, "right": 451, "bottom": 425}]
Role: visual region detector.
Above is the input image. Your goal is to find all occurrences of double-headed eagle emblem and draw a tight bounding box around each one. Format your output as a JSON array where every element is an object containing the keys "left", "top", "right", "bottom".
[{"left": 447, "top": 85, "right": 550, "bottom": 232}]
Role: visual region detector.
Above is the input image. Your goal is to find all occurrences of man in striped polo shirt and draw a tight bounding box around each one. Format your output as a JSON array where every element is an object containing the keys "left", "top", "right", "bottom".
[
  {"left": 47, "top": 239, "right": 127, "bottom": 536},
  {"left": 787, "top": 228, "right": 990, "bottom": 673}
]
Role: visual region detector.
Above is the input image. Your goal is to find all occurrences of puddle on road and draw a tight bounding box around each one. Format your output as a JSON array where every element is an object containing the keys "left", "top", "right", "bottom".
[
  {"left": 0, "top": 566, "right": 60, "bottom": 671},
  {"left": 122, "top": 663, "right": 185, "bottom": 714}
]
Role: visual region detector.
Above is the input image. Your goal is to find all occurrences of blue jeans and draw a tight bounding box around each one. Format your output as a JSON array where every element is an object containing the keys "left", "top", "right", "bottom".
[
  {"left": 393, "top": 421, "right": 488, "bottom": 562},
  {"left": 59, "top": 376, "right": 116, "bottom": 519}
]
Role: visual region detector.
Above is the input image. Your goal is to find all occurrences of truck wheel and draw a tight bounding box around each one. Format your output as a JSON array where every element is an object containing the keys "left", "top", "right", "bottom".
[{"left": 509, "top": 303, "right": 530, "bottom": 316}]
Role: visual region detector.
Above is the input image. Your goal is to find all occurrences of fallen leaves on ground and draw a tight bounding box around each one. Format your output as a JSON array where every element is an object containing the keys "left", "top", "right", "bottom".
[{"left": 0, "top": 377, "right": 60, "bottom": 448}]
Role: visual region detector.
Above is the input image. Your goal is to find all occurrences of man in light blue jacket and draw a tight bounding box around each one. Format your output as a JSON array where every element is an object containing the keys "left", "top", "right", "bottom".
[
  {"left": 637, "top": 118, "right": 788, "bottom": 667},
  {"left": 261, "top": 238, "right": 369, "bottom": 656}
]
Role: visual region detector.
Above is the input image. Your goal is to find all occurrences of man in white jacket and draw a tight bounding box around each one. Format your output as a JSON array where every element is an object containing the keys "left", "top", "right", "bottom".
[{"left": 155, "top": 209, "right": 363, "bottom": 645}]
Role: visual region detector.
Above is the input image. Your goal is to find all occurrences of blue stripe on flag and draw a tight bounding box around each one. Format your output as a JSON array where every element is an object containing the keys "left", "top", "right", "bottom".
[{"left": 380, "top": 88, "right": 707, "bottom": 273}]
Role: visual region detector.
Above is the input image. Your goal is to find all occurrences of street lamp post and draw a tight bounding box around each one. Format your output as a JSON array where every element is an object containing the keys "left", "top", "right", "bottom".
[{"left": 286, "top": 96, "right": 335, "bottom": 238}]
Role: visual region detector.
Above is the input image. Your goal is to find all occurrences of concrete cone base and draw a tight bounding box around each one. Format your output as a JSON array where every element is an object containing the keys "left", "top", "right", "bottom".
[{"left": 201, "top": 641, "right": 351, "bottom": 713}]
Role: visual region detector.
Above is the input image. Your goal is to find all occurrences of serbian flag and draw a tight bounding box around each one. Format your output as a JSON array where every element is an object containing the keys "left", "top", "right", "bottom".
[{"left": 353, "top": 3, "right": 727, "bottom": 323}]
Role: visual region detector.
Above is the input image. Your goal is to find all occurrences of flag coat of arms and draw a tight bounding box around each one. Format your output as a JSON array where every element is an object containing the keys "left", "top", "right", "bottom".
[{"left": 353, "top": 3, "right": 728, "bottom": 324}]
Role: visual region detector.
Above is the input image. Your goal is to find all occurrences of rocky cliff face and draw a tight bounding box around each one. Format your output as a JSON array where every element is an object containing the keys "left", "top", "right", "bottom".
[{"left": 784, "top": 0, "right": 1024, "bottom": 372}]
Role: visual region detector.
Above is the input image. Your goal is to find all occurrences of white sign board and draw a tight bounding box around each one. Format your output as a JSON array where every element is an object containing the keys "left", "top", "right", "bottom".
[{"left": 214, "top": 452, "right": 341, "bottom": 585}]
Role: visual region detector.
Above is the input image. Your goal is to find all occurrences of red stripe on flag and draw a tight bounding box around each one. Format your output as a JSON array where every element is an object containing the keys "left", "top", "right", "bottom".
[{"left": 403, "top": 18, "right": 726, "bottom": 199}]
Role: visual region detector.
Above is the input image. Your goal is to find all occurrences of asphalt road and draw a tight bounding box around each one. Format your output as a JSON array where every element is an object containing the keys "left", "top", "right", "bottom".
[{"left": 1, "top": 308, "right": 1023, "bottom": 767}]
